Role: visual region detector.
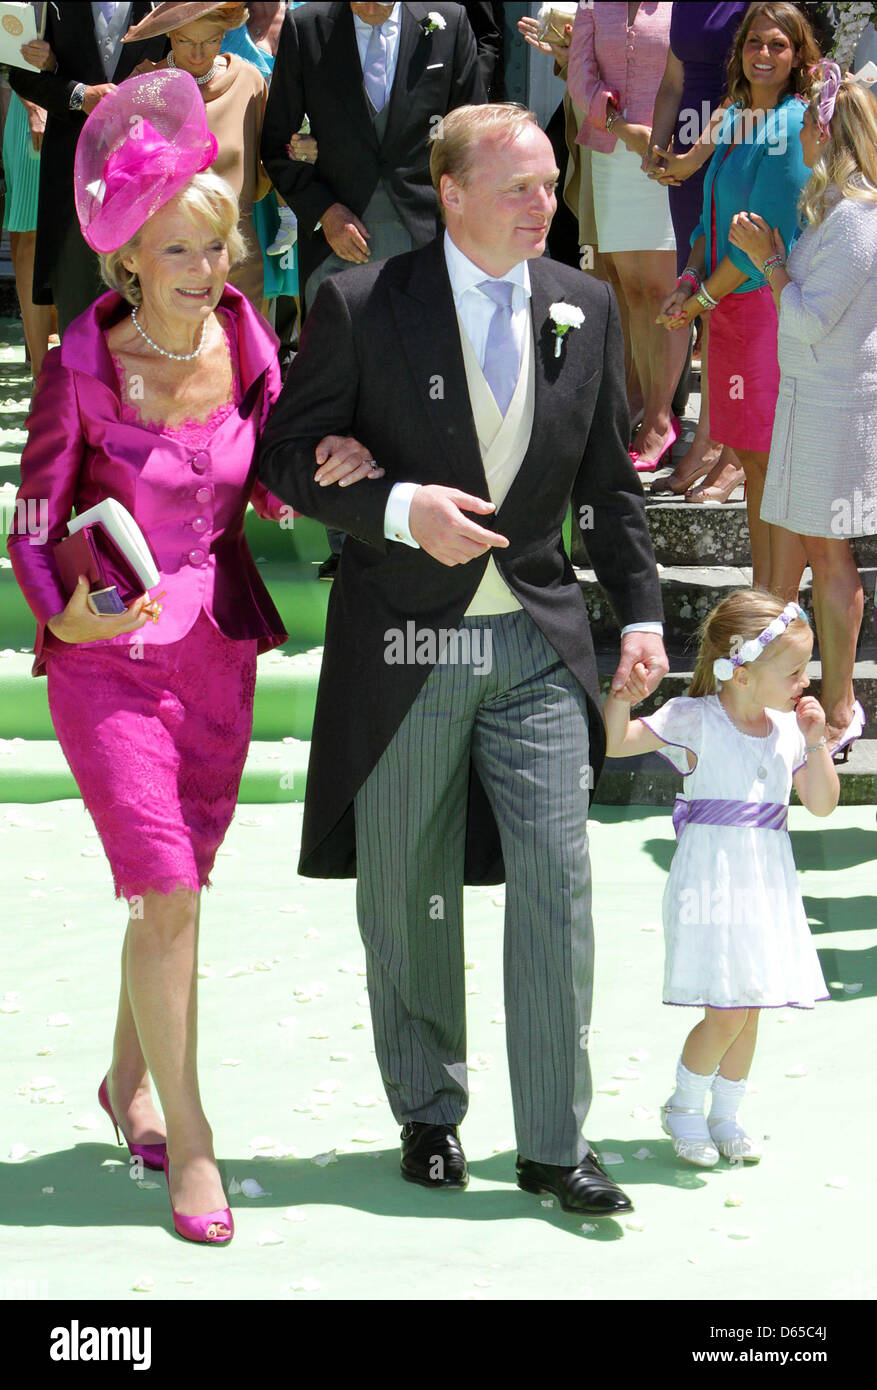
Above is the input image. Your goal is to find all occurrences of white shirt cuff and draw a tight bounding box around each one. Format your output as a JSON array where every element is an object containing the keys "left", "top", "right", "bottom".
[
  {"left": 621, "top": 622, "right": 664, "bottom": 636},
  {"left": 384, "top": 481, "right": 422, "bottom": 548}
]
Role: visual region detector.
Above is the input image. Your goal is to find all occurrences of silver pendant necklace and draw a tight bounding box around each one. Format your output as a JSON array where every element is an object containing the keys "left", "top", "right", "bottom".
[
  {"left": 167, "top": 51, "right": 219, "bottom": 86},
  {"left": 718, "top": 695, "right": 771, "bottom": 779}
]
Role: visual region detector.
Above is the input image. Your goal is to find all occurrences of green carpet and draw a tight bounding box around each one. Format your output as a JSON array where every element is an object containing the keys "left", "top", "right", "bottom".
[{"left": 2, "top": 801, "right": 875, "bottom": 1301}]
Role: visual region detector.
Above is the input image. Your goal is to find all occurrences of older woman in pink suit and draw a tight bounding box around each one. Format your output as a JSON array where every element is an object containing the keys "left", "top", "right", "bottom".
[{"left": 6, "top": 69, "right": 382, "bottom": 1246}]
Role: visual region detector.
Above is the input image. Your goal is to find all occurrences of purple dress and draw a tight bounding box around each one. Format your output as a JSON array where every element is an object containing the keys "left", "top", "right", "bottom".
[{"left": 669, "top": 2, "right": 747, "bottom": 273}]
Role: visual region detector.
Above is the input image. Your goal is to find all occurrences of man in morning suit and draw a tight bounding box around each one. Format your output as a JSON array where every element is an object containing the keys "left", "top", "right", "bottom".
[
  {"left": 260, "top": 2, "right": 486, "bottom": 314},
  {"left": 257, "top": 104, "right": 669, "bottom": 1216},
  {"left": 9, "top": 2, "right": 168, "bottom": 333}
]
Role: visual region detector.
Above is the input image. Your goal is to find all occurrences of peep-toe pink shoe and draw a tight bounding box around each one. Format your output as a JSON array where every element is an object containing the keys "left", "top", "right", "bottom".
[
  {"left": 162, "top": 1153, "right": 234, "bottom": 1245},
  {"left": 98, "top": 1075, "right": 167, "bottom": 1171}
]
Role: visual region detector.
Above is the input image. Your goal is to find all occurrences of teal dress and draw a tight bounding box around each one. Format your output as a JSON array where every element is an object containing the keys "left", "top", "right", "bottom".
[
  {"left": 2, "top": 91, "right": 41, "bottom": 232},
  {"left": 690, "top": 93, "right": 809, "bottom": 291},
  {"left": 222, "top": 17, "right": 300, "bottom": 298}
]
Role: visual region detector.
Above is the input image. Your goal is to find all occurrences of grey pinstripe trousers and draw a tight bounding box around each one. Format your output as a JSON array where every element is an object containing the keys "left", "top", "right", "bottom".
[{"left": 353, "top": 608, "right": 595, "bottom": 1165}]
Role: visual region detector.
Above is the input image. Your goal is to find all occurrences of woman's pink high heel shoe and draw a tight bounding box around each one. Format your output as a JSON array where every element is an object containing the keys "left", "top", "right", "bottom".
[
  {"left": 98, "top": 1075, "right": 166, "bottom": 1171},
  {"left": 630, "top": 415, "right": 681, "bottom": 473},
  {"left": 163, "top": 1153, "right": 234, "bottom": 1245}
]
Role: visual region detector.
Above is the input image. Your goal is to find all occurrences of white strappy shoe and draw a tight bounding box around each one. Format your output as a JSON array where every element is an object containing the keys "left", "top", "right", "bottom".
[{"left": 660, "top": 1103, "right": 720, "bottom": 1167}]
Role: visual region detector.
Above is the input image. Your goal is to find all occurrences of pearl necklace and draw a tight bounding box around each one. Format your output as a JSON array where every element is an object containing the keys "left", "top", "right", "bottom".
[
  {"left": 131, "top": 306, "right": 208, "bottom": 360},
  {"left": 167, "top": 51, "right": 219, "bottom": 86}
]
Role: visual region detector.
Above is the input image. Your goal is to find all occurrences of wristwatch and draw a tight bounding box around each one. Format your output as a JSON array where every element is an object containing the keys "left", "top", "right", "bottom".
[{"left": 69, "top": 83, "right": 87, "bottom": 112}]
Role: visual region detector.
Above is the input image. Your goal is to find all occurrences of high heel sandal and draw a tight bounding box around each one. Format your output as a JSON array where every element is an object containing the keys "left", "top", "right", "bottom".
[
  {"left": 163, "top": 1153, "right": 234, "bottom": 1245},
  {"left": 630, "top": 415, "right": 681, "bottom": 474},
  {"left": 828, "top": 700, "right": 865, "bottom": 764},
  {"left": 650, "top": 449, "right": 721, "bottom": 496},
  {"left": 98, "top": 1074, "right": 166, "bottom": 1171},
  {"left": 684, "top": 460, "right": 745, "bottom": 504}
]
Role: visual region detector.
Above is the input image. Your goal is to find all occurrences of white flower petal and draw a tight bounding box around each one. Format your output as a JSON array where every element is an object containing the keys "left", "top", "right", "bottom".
[
  {"left": 625, "top": 1218, "right": 647, "bottom": 1231},
  {"left": 311, "top": 1150, "right": 338, "bottom": 1167},
  {"left": 597, "top": 1151, "right": 624, "bottom": 1165},
  {"left": 46, "top": 1013, "right": 70, "bottom": 1027},
  {"left": 241, "top": 1178, "right": 268, "bottom": 1198},
  {"left": 785, "top": 1064, "right": 808, "bottom": 1077},
  {"left": 9, "top": 1143, "right": 37, "bottom": 1160},
  {"left": 580, "top": 1222, "right": 597, "bottom": 1234},
  {"left": 350, "top": 1129, "right": 383, "bottom": 1143},
  {"left": 228, "top": 1177, "right": 242, "bottom": 1195},
  {"left": 283, "top": 1207, "right": 307, "bottom": 1223},
  {"left": 724, "top": 1193, "right": 745, "bottom": 1207},
  {"left": 843, "top": 983, "right": 863, "bottom": 994},
  {"left": 290, "top": 1276, "right": 320, "bottom": 1291},
  {"left": 826, "top": 1176, "right": 851, "bottom": 1189},
  {"left": 632, "top": 1147, "right": 653, "bottom": 1160},
  {"left": 131, "top": 1275, "right": 154, "bottom": 1292},
  {"left": 258, "top": 1230, "right": 284, "bottom": 1246}
]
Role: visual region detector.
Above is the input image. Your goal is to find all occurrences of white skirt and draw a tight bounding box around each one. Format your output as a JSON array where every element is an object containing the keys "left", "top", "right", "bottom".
[{"left": 590, "top": 140, "right": 676, "bottom": 253}]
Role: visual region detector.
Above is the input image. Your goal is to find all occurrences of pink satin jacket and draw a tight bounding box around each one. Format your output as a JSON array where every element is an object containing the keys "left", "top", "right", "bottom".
[{"left": 7, "top": 284, "right": 289, "bottom": 676}]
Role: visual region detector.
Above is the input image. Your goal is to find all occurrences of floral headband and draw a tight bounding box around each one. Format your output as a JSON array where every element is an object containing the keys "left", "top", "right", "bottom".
[
  {"left": 811, "top": 58, "right": 843, "bottom": 135},
  {"left": 712, "top": 603, "right": 809, "bottom": 683}
]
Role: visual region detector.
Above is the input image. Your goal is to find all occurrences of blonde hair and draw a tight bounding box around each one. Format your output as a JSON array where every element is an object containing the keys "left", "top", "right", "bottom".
[
  {"left": 100, "top": 172, "right": 246, "bottom": 306},
  {"left": 688, "top": 589, "right": 810, "bottom": 697},
  {"left": 799, "top": 77, "right": 877, "bottom": 227},
  {"left": 725, "top": 3, "right": 821, "bottom": 109},
  {"left": 429, "top": 103, "right": 539, "bottom": 219}
]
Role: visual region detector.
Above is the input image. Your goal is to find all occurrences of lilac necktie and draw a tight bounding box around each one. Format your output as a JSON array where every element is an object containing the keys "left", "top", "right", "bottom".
[
  {"left": 363, "top": 23, "right": 388, "bottom": 112},
  {"left": 479, "top": 279, "right": 519, "bottom": 415},
  {"left": 99, "top": 2, "right": 118, "bottom": 21}
]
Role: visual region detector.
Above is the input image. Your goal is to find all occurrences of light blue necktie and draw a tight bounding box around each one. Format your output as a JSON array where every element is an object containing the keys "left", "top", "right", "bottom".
[
  {"left": 479, "top": 280, "right": 519, "bottom": 415},
  {"left": 98, "top": 2, "right": 118, "bottom": 21},
  {"left": 363, "top": 23, "right": 388, "bottom": 112}
]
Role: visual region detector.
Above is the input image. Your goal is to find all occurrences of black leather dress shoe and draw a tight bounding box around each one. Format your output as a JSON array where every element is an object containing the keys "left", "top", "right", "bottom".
[
  {"left": 516, "top": 1152, "right": 634, "bottom": 1216},
  {"left": 400, "top": 1123, "right": 468, "bottom": 1189},
  {"left": 317, "top": 553, "right": 339, "bottom": 582}
]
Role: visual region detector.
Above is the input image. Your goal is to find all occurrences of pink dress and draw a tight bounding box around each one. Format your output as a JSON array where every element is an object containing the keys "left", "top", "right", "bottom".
[{"left": 45, "top": 311, "right": 266, "bottom": 900}]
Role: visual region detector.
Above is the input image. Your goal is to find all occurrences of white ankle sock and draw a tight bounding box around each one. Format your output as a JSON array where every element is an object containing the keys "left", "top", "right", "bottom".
[
  {"left": 708, "top": 1073, "right": 748, "bottom": 1139},
  {"left": 666, "top": 1058, "right": 717, "bottom": 1138}
]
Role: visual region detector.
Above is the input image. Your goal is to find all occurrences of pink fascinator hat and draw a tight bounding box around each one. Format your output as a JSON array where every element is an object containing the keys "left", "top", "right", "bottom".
[{"left": 74, "top": 69, "right": 219, "bottom": 254}]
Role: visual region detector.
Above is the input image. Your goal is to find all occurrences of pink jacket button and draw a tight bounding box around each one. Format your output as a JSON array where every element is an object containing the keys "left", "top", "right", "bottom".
[
  {"left": 191, "top": 452, "right": 209, "bottom": 474},
  {"left": 191, "top": 516, "right": 208, "bottom": 533},
  {"left": 195, "top": 486, "right": 211, "bottom": 504},
  {"left": 188, "top": 548, "right": 206, "bottom": 565}
]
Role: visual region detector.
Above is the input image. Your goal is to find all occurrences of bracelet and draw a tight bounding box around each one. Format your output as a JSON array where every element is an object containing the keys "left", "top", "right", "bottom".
[
  {"left": 605, "top": 106, "right": 617, "bottom": 133},
  {"left": 678, "top": 269, "right": 701, "bottom": 292},
  {"left": 805, "top": 737, "right": 827, "bottom": 753},
  {"left": 695, "top": 285, "right": 719, "bottom": 311},
  {"left": 763, "top": 255, "right": 786, "bottom": 282}
]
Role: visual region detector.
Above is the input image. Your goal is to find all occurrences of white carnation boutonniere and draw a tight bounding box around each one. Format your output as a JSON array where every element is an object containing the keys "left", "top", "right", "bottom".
[
  {"left": 422, "top": 11, "right": 447, "bottom": 36},
  {"left": 548, "top": 301, "right": 585, "bottom": 358}
]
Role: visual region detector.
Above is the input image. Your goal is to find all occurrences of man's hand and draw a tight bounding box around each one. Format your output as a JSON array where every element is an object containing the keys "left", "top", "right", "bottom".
[
  {"left": 321, "top": 203, "right": 370, "bottom": 263},
  {"left": 313, "top": 435, "right": 384, "bottom": 487},
  {"left": 409, "top": 485, "right": 510, "bottom": 567},
  {"left": 82, "top": 83, "right": 117, "bottom": 114},
  {"left": 20, "top": 38, "right": 56, "bottom": 71},
  {"left": 610, "top": 632, "right": 668, "bottom": 699}
]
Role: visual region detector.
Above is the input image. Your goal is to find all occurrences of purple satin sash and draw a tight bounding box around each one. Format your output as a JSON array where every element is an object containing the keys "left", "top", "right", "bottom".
[{"left": 672, "top": 796, "right": 788, "bottom": 839}]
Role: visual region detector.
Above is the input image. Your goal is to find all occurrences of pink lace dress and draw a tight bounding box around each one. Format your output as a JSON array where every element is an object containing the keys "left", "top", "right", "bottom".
[{"left": 45, "top": 312, "right": 259, "bottom": 900}]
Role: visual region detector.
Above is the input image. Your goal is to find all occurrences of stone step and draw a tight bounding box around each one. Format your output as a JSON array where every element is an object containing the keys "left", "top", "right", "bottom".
[
  {"left": 0, "top": 738, "right": 309, "bottom": 803},
  {"left": 594, "top": 737, "right": 877, "bottom": 808},
  {"left": 579, "top": 565, "right": 877, "bottom": 652}
]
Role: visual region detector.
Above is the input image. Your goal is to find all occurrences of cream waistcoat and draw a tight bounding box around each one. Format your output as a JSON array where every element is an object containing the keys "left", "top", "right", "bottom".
[{"left": 457, "top": 310, "right": 536, "bottom": 617}]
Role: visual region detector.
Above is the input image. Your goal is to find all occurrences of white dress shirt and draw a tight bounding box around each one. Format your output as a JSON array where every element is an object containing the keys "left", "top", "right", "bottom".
[
  {"left": 381, "top": 233, "right": 662, "bottom": 639},
  {"left": 352, "top": 3, "right": 402, "bottom": 90}
]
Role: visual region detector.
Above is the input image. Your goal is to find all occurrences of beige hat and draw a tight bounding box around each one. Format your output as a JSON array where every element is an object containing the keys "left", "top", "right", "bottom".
[{"left": 122, "top": 3, "right": 248, "bottom": 44}]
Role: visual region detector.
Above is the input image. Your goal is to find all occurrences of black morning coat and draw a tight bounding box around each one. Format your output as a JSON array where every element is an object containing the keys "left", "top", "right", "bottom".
[
  {"left": 260, "top": 1, "right": 485, "bottom": 299},
  {"left": 9, "top": 2, "right": 168, "bottom": 305},
  {"left": 257, "top": 236, "right": 665, "bottom": 884}
]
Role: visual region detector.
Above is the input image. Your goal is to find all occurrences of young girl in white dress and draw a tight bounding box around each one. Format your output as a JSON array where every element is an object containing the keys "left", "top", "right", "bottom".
[{"left": 604, "top": 590, "right": 838, "bottom": 1168}]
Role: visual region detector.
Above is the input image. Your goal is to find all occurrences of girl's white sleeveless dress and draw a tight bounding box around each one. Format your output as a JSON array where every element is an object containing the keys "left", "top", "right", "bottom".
[{"left": 640, "top": 695, "right": 829, "bottom": 1009}]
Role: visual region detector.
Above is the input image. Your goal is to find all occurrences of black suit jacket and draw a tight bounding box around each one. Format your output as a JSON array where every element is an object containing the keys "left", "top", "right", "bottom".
[
  {"left": 9, "top": 2, "right": 167, "bottom": 304},
  {"left": 260, "top": 2, "right": 485, "bottom": 299},
  {"left": 258, "top": 239, "right": 664, "bottom": 881}
]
